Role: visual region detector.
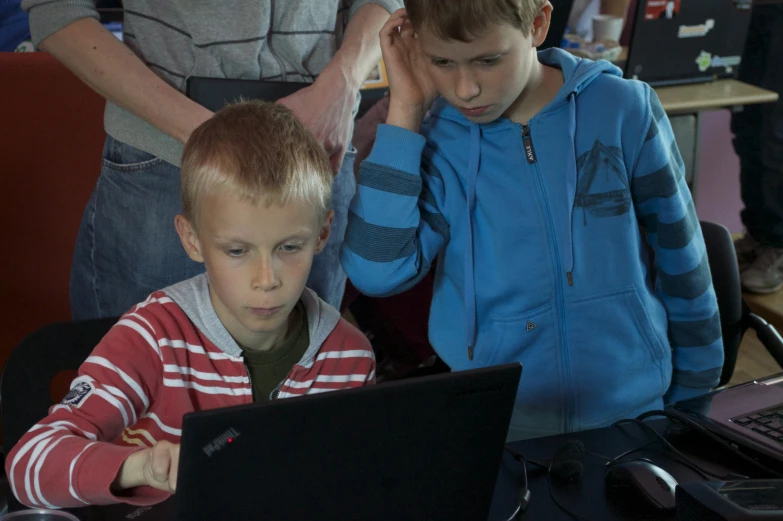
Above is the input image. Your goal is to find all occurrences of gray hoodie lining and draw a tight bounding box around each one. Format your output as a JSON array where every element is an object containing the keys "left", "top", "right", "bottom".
[{"left": 163, "top": 273, "right": 340, "bottom": 368}]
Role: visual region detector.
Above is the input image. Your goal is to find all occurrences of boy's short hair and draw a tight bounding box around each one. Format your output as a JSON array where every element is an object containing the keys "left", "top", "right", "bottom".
[
  {"left": 181, "top": 100, "right": 332, "bottom": 229},
  {"left": 404, "top": 0, "right": 547, "bottom": 41}
]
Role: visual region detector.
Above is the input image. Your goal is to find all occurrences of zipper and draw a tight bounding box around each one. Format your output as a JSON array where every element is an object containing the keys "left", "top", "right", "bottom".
[
  {"left": 243, "top": 363, "right": 254, "bottom": 402},
  {"left": 272, "top": 366, "right": 296, "bottom": 400},
  {"left": 523, "top": 123, "right": 574, "bottom": 433},
  {"left": 521, "top": 124, "right": 537, "bottom": 164}
]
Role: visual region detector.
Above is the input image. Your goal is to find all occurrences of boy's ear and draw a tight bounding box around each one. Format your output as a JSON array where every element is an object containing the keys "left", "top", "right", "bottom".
[
  {"left": 314, "top": 210, "right": 334, "bottom": 255},
  {"left": 175, "top": 214, "right": 205, "bottom": 263},
  {"left": 532, "top": 1, "right": 553, "bottom": 48}
]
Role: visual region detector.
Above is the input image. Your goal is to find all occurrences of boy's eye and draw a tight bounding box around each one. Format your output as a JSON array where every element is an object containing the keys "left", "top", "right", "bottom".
[
  {"left": 478, "top": 57, "right": 500, "bottom": 66},
  {"left": 225, "top": 248, "right": 246, "bottom": 258},
  {"left": 281, "top": 244, "right": 302, "bottom": 253},
  {"left": 431, "top": 58, "right": 451, "bottom": 67}
]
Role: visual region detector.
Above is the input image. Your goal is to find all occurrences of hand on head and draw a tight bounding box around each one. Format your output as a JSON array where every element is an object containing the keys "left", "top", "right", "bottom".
[{"left": 380, "top": 8, "right": 440, "bottom": 128}]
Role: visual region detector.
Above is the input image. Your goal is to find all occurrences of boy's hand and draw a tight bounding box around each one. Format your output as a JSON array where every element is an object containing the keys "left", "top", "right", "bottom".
[
  {"left": 380, "top": 9, "right": 439, "bottom": 131},
  {"left": 113, "top": 441, "right": 180, "bottom": 493}
]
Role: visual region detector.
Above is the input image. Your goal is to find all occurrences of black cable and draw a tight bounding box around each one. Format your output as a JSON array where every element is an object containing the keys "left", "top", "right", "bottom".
[
  {"left": 635, "top": 409, "right": 783, "bottom": 478},
  {"left": 612, "top": 418, "right": 727, "bottom": 479},
  {"left": 504, "top": 444, "right": 547, "bottom": 470},
  {"left": 502, "top": 445, "right": 533, "bottom": 521},
  {"left": 546, "top": 473, "right": 594, "bottom": 521}
]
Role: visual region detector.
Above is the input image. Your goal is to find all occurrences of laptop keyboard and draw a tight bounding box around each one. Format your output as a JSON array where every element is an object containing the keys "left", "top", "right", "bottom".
[{"left": 732, "top": 407, "right": 783, "bottom": 444}]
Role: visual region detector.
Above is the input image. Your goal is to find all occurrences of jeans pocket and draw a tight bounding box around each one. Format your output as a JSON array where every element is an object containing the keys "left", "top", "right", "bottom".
[
  {"left": 566, "top": 286, "right": 669, "bottom": 428},
  {"left": 101, "top": 135, "right": 166, "bottom": 171}
]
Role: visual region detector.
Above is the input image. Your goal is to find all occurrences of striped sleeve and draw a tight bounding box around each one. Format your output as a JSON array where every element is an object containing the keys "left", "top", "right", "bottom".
[
  {"left": 341, "top": 123, "right": 450, "bottom": 296},
  {"left": 632, "top": 85, "right": 724, "bottom": 404},
  {"left": 5, "top": 309, "right": 168, "bottom": 508}
]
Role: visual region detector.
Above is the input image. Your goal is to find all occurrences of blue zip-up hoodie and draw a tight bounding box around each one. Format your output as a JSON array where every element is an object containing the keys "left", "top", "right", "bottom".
[{"left": 341, "top": 48, "right": 723, "bottom": 440}]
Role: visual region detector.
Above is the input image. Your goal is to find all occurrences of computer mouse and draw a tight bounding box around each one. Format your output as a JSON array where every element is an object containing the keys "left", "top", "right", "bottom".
[{"left": 604, "top": 459, "right": 678, "bottom": 511}]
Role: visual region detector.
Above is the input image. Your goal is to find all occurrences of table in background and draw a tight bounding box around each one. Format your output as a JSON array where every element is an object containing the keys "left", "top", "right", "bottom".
[{"left": 652, "top": 79, "right": 778, "bottom": 198}]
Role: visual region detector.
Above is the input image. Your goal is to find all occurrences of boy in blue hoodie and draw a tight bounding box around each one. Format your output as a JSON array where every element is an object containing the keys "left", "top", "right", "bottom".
[{"left": 341, "top": 0, "right": 724, "bottom": 440}]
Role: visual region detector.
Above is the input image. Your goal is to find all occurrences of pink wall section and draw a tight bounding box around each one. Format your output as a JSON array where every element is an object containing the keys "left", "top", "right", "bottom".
[{"left": 694, "top": 110, "right": 744, "bottom": 233}]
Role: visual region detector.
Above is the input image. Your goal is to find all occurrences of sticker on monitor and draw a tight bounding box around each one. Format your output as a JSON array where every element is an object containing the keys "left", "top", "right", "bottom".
[{"left": 645, "top": 0, "right": 681, "bottom": 20}]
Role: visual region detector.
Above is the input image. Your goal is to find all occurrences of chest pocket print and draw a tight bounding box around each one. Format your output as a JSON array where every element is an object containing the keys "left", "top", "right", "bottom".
[{"left": 574, "top": 140, "right": 632, "bottom": 225}]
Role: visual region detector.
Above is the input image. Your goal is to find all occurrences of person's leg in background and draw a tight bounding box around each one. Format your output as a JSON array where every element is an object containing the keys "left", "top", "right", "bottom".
[
  {"left": 70, "top": 136, "right": 205, "bottom": 319},
  {"left": 733, "top": 5, "right": 783, "bottom": 293},
  {"left": 306, "top": 146, "right": 356, "bottom": 310}
]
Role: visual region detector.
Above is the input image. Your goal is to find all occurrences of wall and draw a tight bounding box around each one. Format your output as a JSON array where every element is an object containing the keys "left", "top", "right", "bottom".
[{"left": 694, "top": 110, "right": 744, "bottom": 233}]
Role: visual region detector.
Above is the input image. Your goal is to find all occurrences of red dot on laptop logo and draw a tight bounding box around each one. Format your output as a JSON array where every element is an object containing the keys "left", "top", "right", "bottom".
[{"left": 228, "top": 438, "right": 233, "bottom": 443}]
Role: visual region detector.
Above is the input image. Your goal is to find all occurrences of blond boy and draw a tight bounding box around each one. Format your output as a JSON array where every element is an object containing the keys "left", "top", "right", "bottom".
[{"left": 8, "top": 101, "right": 375, "bottom": 507}]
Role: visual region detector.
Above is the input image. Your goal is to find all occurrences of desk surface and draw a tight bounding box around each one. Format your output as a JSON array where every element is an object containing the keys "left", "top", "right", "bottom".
[
  {"left": 3, "top": 419, "right": 773, "bottom": 521},
  {"left": 488, "top": 419, "right": 770, "bottom": 521},
  {"left": 655, "top": 79, "right": 779, "bottom": 114}
]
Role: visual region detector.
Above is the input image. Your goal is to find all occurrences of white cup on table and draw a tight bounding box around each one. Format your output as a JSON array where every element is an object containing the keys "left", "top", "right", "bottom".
[{"left": 592, "top": 15, "right": 624, "bottom": 42}]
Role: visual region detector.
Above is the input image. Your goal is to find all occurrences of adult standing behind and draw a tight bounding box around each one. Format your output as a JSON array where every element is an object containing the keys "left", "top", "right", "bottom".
[
  {"left": 732, "top": 1, "right": 783, "bottom": 294},
  {"left": 21, "top": 0, "right": 399, "bottom": 318}
]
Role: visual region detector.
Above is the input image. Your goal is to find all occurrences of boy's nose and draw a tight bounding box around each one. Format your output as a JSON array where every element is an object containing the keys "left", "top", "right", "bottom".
[
  {"left": 455, "top": 69, "right": 480, "bottom": 102},
  {"left": 251, "top": 256, "right": 281, "bottom": 291}
]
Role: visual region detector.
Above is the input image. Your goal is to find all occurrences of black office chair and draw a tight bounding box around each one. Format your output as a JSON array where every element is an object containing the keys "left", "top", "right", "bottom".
[
  {"left": 0, "top": 316, "right": 118, "bottom": 457},
  {"left": 700, "top": 220, "right": 783, "bottom": 386}
]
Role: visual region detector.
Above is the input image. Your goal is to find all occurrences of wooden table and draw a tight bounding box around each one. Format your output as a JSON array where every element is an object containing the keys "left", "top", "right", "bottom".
[
  {"left": 656, "top": 78, "right": 779, "bottom": 114},
  {"left": 649, "top": 79, "right": 778, "bottom": 197}
]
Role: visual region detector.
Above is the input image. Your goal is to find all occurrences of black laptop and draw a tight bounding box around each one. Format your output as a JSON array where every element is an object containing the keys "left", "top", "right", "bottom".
[
  {"left": 186, "top": 77, "right": 308, "bottom": 111},
  {"left": 624, "top": 0, "right": 753, "bottom": 86},
  {"left": 668, "top": 372, "right": 783, "bottom": 467},
  {"left": 171, "top": 363, "right": 521, "bottom": 521}
]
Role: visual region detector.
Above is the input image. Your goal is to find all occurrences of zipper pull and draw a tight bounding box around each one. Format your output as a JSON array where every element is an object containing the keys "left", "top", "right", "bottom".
[
  {"left": 522, "top": 124, "right": 537, "bottom": 164},
  {"left": 468, "top": 345, "right": 474, "bottom": 361},
  {"left": 567, "top": 272, "right": 573, "bottom": 286}
]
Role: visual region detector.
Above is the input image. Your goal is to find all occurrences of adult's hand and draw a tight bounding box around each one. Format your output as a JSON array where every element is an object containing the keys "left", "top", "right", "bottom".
[{"left": 278, "top": 65, "right": 357, "bottom": 175}]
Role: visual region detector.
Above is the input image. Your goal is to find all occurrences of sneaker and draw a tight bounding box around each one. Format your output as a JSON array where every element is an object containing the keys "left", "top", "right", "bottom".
[
  {"left": 741, "top": 246, "right": 783, "bottom": 294},
  {"left": 735, "top": 234, "right": 760, "bottom": 273}
]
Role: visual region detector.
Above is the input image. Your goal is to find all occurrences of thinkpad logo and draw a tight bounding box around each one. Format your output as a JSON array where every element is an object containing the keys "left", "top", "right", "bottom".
[
  {"left": 203, "top": 428, "right": 240, "bottom": 457},
  {"left": 526, "top": 321, "right": 537, "bottom": 332}
]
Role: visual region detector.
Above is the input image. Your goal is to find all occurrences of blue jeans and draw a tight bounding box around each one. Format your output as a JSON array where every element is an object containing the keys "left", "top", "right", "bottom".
[
  {"left": 70, "top": 135, "right": 355, "bottom": 319},
  {"left": 732, "top": 4, "right": 783, "bottom": 247}
]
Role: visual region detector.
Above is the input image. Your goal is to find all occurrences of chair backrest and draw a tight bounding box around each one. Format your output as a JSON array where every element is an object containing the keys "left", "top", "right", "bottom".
[
  {"left": 0, "top": 318, "right": 117, "bottom": 456},
  {"left": 700, "top": 221, "right": 744, "bottom": 386}
]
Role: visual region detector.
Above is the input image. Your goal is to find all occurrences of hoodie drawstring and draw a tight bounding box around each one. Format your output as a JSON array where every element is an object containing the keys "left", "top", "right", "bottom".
[{"left": 465, "top": 124, "right": 481, "bottom": 360}]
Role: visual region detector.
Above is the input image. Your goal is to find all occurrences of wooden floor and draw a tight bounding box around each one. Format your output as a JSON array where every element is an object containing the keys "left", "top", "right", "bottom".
[
  {"left": 725, "top": 232, "right": 783, "bottom": 383},
  {"left": 733, "top": 290, "right": 783, "bottom": 385},
  {"left": 730, "top": 329, "right": 782, "bottom": 385}
]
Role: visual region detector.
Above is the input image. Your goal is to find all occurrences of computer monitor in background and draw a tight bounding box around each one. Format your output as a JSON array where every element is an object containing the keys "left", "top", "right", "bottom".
[{"left": 541, "top": 0, "right": 575, "bottom": 50}]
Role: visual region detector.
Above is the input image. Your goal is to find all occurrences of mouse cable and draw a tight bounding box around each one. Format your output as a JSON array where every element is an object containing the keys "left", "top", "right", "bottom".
[
  {"left": 613, "top": 417, "right": 730, "bottom": 480},
  {"left": 635, "top": 410, "right": 783, "bottom": 479}
]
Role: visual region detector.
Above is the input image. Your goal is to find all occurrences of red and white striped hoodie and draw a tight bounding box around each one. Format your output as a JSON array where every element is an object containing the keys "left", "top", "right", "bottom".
[{"left": 6, "top": 274, "right": 375, "bottom": 509}]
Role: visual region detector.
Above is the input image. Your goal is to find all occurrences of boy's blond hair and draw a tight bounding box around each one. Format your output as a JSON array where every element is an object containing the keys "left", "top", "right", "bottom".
[
  {"left": 181, "top": 100, "right": 332, "bottom": 229},
  {"left": 404, "top": 0, "right": 547, "bottom": 41}
]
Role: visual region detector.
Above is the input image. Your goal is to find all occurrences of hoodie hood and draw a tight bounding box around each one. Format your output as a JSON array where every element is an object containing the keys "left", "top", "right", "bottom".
[
  {"left": 427, "top": 49, "right": 622, "bottom": 356},
  {"left": 164, "top": 273, "right": 340, "bottom": 367}
]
